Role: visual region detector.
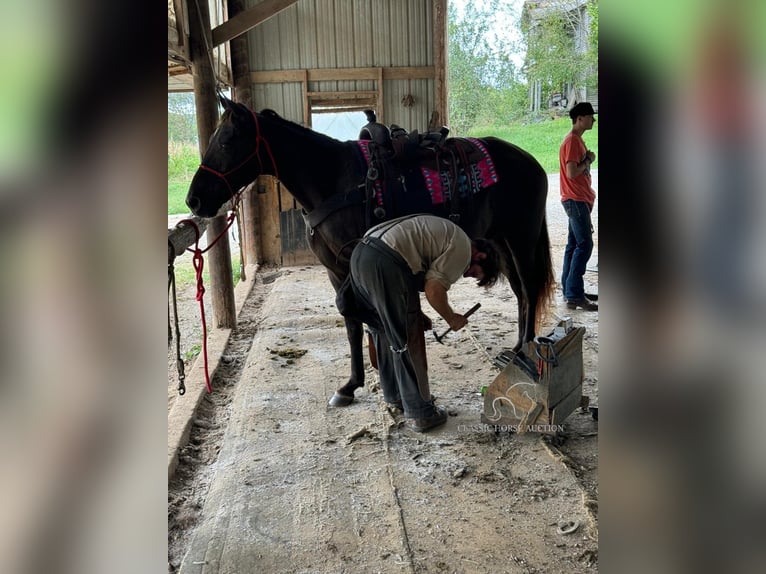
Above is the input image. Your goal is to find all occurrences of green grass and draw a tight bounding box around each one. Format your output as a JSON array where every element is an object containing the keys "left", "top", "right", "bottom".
[
  {"left": 468, "top": 116, "right": 599, "bottom": 174},
  {"left": 171, "top": 255, "right": 242, "bottom": 288},
  {"left": 168, "top": 142, "right": 199, "bottom": 215}
]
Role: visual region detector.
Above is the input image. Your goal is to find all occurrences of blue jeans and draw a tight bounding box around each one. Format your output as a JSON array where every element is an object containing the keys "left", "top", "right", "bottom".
[{"left": 561, "top": 199, "right": 594, "bottom": 300}]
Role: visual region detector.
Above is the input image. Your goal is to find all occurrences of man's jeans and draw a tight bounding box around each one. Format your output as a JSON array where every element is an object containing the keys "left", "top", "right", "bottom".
[{"left": 561, "top": 199, "right": 594, "bottom": 301}]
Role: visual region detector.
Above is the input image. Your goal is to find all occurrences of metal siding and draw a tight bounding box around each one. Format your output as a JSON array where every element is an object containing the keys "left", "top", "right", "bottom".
[
  {"left": 245, "top": 0, "right": 434, "bottom": 130},
  {"left": 371, "top": 1, "right": 392, "bottom": 66},
  {"left": 297, "top": 0, "right": 319, "bottom": 69},
  {"left": 334, "top": 0, "right": 354, "bottom": 92},
  {"left": 277, "top": 8, "right": 300, "bottom": 69},
  {"left": 352, "top": 0, "right": 374, "bottom": 67}
]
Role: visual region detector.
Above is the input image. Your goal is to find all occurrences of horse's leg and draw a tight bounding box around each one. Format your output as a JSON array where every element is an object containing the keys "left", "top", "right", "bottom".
[
  {"left": 507, "top": 261, "right": 527, "bottom": 352},
  {"left": 515, "top": 218, "right": 556, "bottom": 347},
  {"left": 328, "top": 316, "right": 366, "bottom": 406}
]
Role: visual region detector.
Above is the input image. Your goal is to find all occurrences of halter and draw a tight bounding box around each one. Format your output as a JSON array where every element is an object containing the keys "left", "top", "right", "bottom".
[
  {"left": 179, "top": 110, "right": 279, "bottom": 394},
  {"left": 198, "top": 110, "right": 280, "bottom": 200}
]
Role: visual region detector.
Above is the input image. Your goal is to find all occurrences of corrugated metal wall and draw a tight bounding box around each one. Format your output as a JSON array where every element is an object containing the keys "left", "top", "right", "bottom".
[{"left": 246, "top": 0, "right": 435, "bottom": 134}]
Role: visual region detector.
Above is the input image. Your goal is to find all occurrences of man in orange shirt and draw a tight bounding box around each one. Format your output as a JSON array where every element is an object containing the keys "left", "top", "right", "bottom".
[{"left": 559, "top": 102, "right": 598, "bottom": 311}]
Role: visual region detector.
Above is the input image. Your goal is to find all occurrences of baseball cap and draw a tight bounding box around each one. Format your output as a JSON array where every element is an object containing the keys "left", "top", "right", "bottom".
[{"left": 569, "top": 102, "right": 596, "bottom": 119}]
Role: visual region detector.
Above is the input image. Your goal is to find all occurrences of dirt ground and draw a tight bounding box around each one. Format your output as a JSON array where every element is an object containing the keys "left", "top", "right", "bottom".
[{"left": 168, "top": 174, "right": 598, "bottom": 573}]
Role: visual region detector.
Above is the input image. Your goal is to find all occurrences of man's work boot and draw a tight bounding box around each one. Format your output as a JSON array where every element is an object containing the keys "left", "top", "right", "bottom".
[
  {"left": 406, "top": 406, "right": 448, "bottom": 433},
  {"left": 566, "top": 297, "right": 598, "bottom": 311}
]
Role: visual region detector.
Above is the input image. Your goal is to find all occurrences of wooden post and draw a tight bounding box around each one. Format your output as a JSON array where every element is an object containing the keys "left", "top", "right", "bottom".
[
  {"left": 228, "top": 0, "right": 252, "bottom": 108},
  {"left": 432, "top": 0, "right": 447, "bottom": 127},
  {"left": 190, "top": 0, "right": 237, "bottom": 328},
  {"left": 242, "top": 182, "right": 262, "bottom": 265},
  {"left": 227, "top": 0, "right": 261, "bottom": 268}
]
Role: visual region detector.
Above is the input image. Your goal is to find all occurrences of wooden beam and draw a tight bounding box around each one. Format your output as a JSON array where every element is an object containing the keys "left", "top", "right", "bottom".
[
  {"left": 302, "top": 69, "right": 310, "bottom": 127},
  {"left": 190, "top": 0, "right": 237, "bottom": 329},
  {"left": 251, "top": 66, "right": 435, "bottom": 84},
  {"left": 212, "top": 0, "right": 301, "bottom": 46},
  {"left": 310, "top": 99, "right": 377, "bottom": 109},
  {"left": 306, "top": 91, "right": 378, "bottom": 100},
  {"left": 377, "top": 67, "right": 384, "bottom": 123},
  {"left": 432, "top": 0, "right": 448, "bottom": 127},
  {"left": 311, "top": 105, "right": 375, "bottom": 114}
]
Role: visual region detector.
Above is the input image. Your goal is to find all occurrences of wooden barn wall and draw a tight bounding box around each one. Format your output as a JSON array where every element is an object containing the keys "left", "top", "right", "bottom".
[{"left": 245, "top": 0, "right": 435, "bottom": 133}]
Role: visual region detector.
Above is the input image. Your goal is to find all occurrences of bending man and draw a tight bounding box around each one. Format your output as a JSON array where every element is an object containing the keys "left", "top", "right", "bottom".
[{"left": 348, "top": 214, "right": 500, "bottom": 432}]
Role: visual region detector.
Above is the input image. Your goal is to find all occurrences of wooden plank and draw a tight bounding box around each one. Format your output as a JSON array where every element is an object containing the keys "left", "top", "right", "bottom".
[
  {"left": 377, "top": 67, "right": 384, "bottom": 123},
  {"left": 302, "top": 70, "right": 310, "bottom": 127},
  {"left": 432, "top": 0, "right": 447, "bottom": 125},
  {"left": 241, "top": 183, "right": 261, "bottom": 266},
  {"left": 311, "top": 105, "right": 375, "bottom": 114},
  {"left": 310, "top": 98, "right": 377, "bottom": 109},
  {"left": 256, "top": 176, "right": 282, "bottom": 265},
  {"left": 307, "top": 91, "right": 378, "bottom": 100},
  {"left": 251, "top": 66, "right": 434, "bottom": 84},
  {"left": 212, "top": 0, "right": 301, "bottom": 46}
]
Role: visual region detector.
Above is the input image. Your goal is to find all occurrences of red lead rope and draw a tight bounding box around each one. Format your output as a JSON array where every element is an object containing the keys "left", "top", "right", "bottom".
[
  {"left": 179, "top": 110, "right": 278, "bottom": 394},
  {"left": 178, "top": 204, "right": 240, "bottom": 393}
]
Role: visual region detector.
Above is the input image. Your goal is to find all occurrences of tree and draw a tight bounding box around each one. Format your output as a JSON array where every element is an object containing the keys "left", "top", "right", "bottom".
[
  {"left": 448, "top": 0, "right": 523, "bottom": 133},
  {"left": 168, "top": 92, "right": 198, "bottom": 144},
  {"left": 521, "top": 0, "right": 596, "bottom": 110}
]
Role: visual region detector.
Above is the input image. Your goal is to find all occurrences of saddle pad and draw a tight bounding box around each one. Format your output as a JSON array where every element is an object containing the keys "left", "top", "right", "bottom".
[
  {"left": 420, "top": 138, "right": 498, "bottom": 205},
  {"left": 356, "top": 138, "right": 499, "bottom": 212}
]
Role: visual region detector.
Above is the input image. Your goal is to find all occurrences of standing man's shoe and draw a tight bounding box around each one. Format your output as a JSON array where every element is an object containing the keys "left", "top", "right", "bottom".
[
  {"left": 566, "top": 297, "right": 598, "bottom": 311},
  {"left": 406, "top": 406, "right": 448, "bottom": 432}
]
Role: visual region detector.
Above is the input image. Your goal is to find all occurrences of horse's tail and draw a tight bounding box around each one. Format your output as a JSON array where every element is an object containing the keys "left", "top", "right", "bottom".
[{"left": 535, "top": 215, "right": 556, "bottom": 333}]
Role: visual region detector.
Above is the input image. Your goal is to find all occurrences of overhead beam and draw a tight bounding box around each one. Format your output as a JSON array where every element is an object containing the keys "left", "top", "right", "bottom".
[
  {"left": 251, "top": 66, "right": 435, "bottom": 84},
  {"left": 212, "top": 0, "right": 301, "bottom": 46}
]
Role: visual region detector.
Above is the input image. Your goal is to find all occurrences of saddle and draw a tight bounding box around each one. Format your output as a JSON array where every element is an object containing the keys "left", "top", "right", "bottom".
[{"left": 357, "top": 121, "right": 497, "bottom": 224}]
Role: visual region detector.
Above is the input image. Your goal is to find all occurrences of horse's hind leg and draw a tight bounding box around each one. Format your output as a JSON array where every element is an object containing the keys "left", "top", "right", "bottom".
[
  {"left": 509, "top": 270, "right": 532, "bottom": 351},
  {"left": 497, "top": 243, "right": 527, "bottom": 352},
  {"left": 510, "top": 250, "right": 540, "bottom": 347}
]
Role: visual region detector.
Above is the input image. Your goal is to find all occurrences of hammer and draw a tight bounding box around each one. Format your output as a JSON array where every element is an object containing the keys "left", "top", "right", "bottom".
[{"left": 433, "top": 303, "right": 481, "bottom": 344}]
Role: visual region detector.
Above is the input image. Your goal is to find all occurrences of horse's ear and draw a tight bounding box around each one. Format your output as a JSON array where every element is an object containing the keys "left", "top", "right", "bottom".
[{"left": 219, "top": 95, "right": 235, "bottom": 112}]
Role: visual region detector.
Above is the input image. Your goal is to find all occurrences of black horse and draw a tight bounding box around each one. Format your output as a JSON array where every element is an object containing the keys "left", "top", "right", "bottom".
[{"left": 186, "top": 96, "right": 554, "bottom": 405}]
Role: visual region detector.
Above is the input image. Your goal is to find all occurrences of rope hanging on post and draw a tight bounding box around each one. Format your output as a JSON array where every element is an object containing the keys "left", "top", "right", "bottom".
[
  {"left": 168, "top": 256, "right": 187, "bottom": 396},
  {"left": 176, "top": 193, "right": 242, "bottom": 394}
]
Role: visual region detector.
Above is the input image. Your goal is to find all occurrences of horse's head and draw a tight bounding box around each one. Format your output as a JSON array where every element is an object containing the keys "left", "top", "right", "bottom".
[{"left": 186, "top": 96, "right": 262, "bottom": 217}]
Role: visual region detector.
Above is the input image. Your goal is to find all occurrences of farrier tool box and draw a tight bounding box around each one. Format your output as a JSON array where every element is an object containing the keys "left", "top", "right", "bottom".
[{"left": 481, "top": 319, "right": 586, "bottom": 433}]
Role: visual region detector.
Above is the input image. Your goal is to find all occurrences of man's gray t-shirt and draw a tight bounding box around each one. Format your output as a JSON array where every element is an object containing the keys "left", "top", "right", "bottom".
[{"left": 365, "top": 215, "right": 471, "bottom": 290}]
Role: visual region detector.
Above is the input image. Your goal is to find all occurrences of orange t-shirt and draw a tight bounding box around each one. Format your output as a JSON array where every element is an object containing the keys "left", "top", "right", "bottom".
[{"left": 559, "top": 132, "right": 596, "bottom": 207}]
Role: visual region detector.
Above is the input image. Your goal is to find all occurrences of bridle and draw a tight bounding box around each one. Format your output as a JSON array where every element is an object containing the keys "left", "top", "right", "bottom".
[{"left": 197, "top": 110, "right": 280, "bottom": 201}]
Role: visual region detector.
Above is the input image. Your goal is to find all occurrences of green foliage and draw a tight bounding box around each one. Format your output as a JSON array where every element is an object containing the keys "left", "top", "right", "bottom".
[
  {"left": 167, "top": 142, "right": 199, "bottom": 215},
  {"left": 448, "top": 0, "right": 522, "bottom": 134},
  {"left": 523, "top": 9, "right": 588, "bottom": 107},
  {"left": 468, "top": 116, "right": 599, "bottom": 174},
  {"left": 168, "top": 93, "right": 198, "bottom": 144}
]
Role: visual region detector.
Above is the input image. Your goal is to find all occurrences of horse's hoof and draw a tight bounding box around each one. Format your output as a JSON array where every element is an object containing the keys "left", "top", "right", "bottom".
[{"left": 328, "top": 392, "right": 354, "bottom": 407}]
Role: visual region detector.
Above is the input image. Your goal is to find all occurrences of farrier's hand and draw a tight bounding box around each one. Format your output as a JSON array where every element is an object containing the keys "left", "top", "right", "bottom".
[
  {"left": 586, "top": 150, "right": 596, "bottom": 164},
  {"left": 447, "top": 312, "right": 468, "bottom": 332},
  {"left": 420, "top": 311, "right": 433, "bottom": 331}
]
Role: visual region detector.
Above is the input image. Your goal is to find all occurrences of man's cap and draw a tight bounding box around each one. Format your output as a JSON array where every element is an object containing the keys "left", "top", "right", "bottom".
[{"left": 569, "top": 102, "right": 596, "bottom": 119}]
